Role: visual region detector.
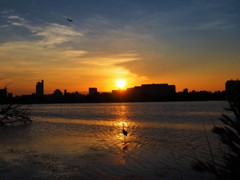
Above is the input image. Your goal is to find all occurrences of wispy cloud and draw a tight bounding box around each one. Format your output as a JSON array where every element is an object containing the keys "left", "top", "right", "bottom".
[
  {"left": 0, "top": 24, "right": 9, "bottom": 29},
  {"left": 195, "top": 20, "right": 236, "bottom": 30},
  {"left": 35, "top": 23, "right": 83, "bottom": 47},
  {"left": 61, "top": 50, "right": 88, "bottom": 59},
  {"left": 5, "top": 14, "right": 28, "bottom": 27},
  {"left": 7, "top": 15, "right": 26, "bottom": 21},
  {"left": 2, "top": 13, "right": 83, "bottom": 47},
  {"left": 78, "top": 53, "right": 141, "bottom": 66}
]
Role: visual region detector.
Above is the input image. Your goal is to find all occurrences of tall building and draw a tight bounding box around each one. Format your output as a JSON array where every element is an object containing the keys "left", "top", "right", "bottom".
[
  {"left": 0, "top": 87, "right": 8, "bottom": 99},
  {"left": 36, "top": 80, "right": 44, "bottom": 96},
  {"left": 225, "top": 80, "right": 240, "bottom": 98}
]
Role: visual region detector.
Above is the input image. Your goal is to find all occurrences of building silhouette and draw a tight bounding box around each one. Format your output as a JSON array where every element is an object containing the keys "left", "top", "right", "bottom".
[
  {"left": 127, "top": 83, "right": 176, "bottom": 97},
  {"left": 36, "top": 80, "right": 44, "bottom": 96},
  {"left": 183, "top": 88, "right": 188, "bottom": 94},
  {"left": 0, "top": 87, "right": 7, "bottom": 99},
  {"left": 53, "top": 89, "right": 63, "bottom": 97},
  {"left": 225, "top": 80, "right": 240, "bottom": 98},
  {"left": 89, "top": 88, "right": 98, "bottom": 95}
]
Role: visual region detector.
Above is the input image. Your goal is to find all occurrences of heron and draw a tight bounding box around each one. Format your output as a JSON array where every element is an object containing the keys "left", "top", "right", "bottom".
[{"left": 122, "top": 123, "right": 128, "bottom": 137}]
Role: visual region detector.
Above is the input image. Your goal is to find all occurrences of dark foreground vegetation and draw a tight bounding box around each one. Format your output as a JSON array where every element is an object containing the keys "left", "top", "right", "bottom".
[
  {"left": 0, "top": 103, "right": 32, "bottom": 126},
  {"left": 192, "top": 95, "right": 240, "bottom": 179}
]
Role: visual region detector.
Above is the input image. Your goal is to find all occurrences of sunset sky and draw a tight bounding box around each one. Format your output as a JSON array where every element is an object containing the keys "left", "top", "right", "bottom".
[{"left": 0, "top": 0, "right": 239, "bottom": 95}]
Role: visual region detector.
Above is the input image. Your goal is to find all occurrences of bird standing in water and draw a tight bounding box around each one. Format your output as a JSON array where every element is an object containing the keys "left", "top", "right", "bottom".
[{"left": 122, "top": 123, "right": 128, "bottom": 138}]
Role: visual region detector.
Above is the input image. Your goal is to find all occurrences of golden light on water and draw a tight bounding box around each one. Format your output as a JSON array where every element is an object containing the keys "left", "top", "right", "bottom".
[
  {"left": 33, "top": 104, "right": 144, "bottom": 167},
  {"left": 114, "top": 121, "right": 128, "bottom": 142}
]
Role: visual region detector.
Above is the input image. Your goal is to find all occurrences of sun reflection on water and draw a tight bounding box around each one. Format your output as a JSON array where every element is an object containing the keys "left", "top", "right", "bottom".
[
  {"left": 106, "top": 104, "right": 141, "bottom": 166},
  {"left": 112, "top": 118, "right": 142, "bottom": 166}
]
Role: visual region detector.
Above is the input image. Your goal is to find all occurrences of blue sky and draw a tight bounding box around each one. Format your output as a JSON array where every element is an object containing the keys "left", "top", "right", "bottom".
[{"left": 0, "top": 0, "right": 240, "bottom": 94}]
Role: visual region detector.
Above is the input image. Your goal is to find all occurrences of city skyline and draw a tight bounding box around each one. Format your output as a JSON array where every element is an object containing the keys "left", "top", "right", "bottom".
[
  {"left": 0, "top": 77, "right": 234, "bottom": 96},
  {"left": 0, "top": 79, "right": 229, "bottom": 104},
  {"left": 0, "top": 0, "right": 240, "bottom": 95},
  {"left": 2, "top": 79, "right": 229, "bottom": 97}
]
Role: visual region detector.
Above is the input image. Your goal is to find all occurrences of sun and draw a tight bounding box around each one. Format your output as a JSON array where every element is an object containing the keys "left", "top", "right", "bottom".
[{"left": 116, "top": 79, "right": 126, "bottom": 89}]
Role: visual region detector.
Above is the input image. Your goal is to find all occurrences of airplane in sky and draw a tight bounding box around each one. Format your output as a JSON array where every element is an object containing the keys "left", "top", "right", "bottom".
[{"left": 67, "top": 18, "right": 73, "bottom": 22}]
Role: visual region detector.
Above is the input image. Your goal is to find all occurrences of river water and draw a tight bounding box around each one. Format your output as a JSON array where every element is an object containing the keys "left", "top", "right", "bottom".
[{"left": 0, "top": 101, "right": 228, "bottom": 179}]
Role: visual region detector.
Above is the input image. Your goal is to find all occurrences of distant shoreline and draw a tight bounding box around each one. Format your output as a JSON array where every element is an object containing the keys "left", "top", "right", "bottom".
[
  {"left": 1, "top": 89, "right": 226, "bottom": 104},
  {"left": 1, "top": 98, "right": 226, "bottom": 105}
]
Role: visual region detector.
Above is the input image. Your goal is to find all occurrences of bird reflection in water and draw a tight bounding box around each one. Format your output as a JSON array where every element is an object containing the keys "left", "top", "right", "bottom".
[
  {"left": 115, "top": 122, "right": 140, "bottom": 166},
  {"left": 122, "top": 143, "right": 128, "bottom": 153},
  {"left": 113, "top": 105, "right": 140, "bottom": 165},
  {"left": 119, "top": 122, "right": 129, "bottom": 165},
  {"left": 120, "top": 142, "right": 128, "bottom": 165},
  {"left": 122, "top": 123, "right": 128, "bottom": 142}
]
